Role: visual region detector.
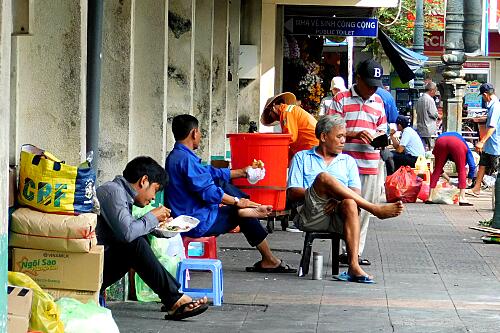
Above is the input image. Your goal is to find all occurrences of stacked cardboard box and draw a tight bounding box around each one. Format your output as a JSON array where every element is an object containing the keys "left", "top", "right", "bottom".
[
  {"left": 10, "top": 208, "right": 103, "bottom": 303},
  {"left": 7, "top": 285, "right": 33, "bottom": 333}
]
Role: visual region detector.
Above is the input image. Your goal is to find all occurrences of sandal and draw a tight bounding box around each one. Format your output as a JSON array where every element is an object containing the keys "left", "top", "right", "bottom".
[
  {"left": 245, "top": 260, "right": 297, "bottom": 273},
  {"left": 164, "top": 301, "right": 209, "bottom": 321},
  {"left": 465, "top": 190, "right": 479, "bottom": 198},
  {"left": 459, "top": 201, "right": 474, "bottom": 206},
  {"left": 339, "top": 254, "right": 371, "bottom": 266}
]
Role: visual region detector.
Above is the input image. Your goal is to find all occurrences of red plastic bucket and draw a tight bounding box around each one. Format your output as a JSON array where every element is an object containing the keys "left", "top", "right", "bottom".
[{"left": 227, "top": 133, "right": 291, "bottom": 211}]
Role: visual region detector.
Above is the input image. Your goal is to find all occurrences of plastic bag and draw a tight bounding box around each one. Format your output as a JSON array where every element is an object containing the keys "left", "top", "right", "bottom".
[
  {"left": 385, "top": 166, "right": 422, "bottom": 203},
  {"left": 430, "top": 181, "right": 459, "bottom": 205},
  {"left": 56, "top": 297, "right": 119, "bottom": 333},
  {"left": 8, "top": 271, "right": 64, "bottom": 333},
  {"left": 414, "top": 155, "right": 428, "bottom": 173},
  {"left": 417, "top": 182, "right": 430, "bottom": 202}
]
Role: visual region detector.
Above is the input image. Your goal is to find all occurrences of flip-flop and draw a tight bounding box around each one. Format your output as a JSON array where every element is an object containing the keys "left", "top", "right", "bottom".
[
  {"left": 339, "top": 254, "right": 371, "bottom": 266},
  {"left": 459, "top": 201, "right": 474, "bottom": 206},
  {"left": 333, "top": 271, "right": 375, "bottom": 284},
  {"left": 245, "top": 260, "right": 297, "bottom": 273},
  {"left": 424, "top": 200, "right": 438, "bottom": 204},
  {"left": 465, "top": 190, "right": 479, "bottom": 198},
  {"left": 164, "top": 302, "right": 209, "bottom": 321}
]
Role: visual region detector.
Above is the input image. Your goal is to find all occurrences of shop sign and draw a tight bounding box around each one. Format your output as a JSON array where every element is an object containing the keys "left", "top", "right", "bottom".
[
  {"left": 489, "top": 0, "right": 500, "bottom": 31},
  {"left": 284, "top": 16, "right": 378, "bottom": 38},
  {"left": 463, "top": 62, "right": 490, "bottom": 69},
  {"left": 424, "top": 31, "right": 500, "bottom": 56},
  {"left": 464, "top": 81, "right": 483, "bottom": 109}
]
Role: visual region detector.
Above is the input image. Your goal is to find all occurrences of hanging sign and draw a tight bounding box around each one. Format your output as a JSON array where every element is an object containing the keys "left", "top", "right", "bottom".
[{"left": 284, "top": 16, "right": 378, "bottom": 38}]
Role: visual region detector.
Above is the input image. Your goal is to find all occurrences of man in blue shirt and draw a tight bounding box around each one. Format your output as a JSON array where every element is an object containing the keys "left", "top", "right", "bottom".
[
  {"left": 165, "top": 114, "right": 296, "bottom": 273},
  {"left": 386, "top": 115, "right": 426, "bottom": 174},
  {"left": 97, "top": 156, "right": 208, "bottom": 320},
  {"left": 287, "top": 115, "right": 404, "bottom": 283},
  {"left": 468, "top": 83, "right": 500, "bottom": 196},
  {"left": 376, "top": 86, "right": 398, "bottom": 124}
]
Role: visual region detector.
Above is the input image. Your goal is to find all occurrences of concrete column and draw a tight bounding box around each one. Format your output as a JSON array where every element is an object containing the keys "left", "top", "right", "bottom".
[
  {"left": 258, "top": 1, "right": 275, "bottom": 132},
  {"left": 166, "top": 0, "right": 194, "bottom": 152},
  {"left": 0, "top": 1, "right": 12, "bottom": 329},
  {"left": 14, "top": 0, "right": 86, "bottom": 165},
  {"left": 239, "top": 0, "right": 262, "bottom": 133},
  {"left": 100, "top": 0, "right": 132, "bottom": 182},
  {"left": 210, "top": 0, "right": 229, "bottom": 161},
  {"left": 129, "top": 0, "right": 166, "bottom": 163},
  {"left": 193, "top": 0, "right": 214, "bottom": 162},
  {"left": 226, "top": 0, "right": 240, "bottom": 154}
]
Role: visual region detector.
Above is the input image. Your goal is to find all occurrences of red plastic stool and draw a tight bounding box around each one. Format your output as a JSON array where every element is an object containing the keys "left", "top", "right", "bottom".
[{"left": 182, "top": 236, "right": 218, "bottom": 259}]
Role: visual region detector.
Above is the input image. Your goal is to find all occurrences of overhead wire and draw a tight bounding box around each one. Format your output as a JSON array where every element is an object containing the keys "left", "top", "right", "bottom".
[{"left": 378, "top": 0, "right": 403, "bottom": 27}]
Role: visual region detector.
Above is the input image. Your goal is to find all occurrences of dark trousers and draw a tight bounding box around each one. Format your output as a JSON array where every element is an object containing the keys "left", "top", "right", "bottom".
[
  {"left": 100, "top": 236, "right": 183, "bottom": 309},
  {"left": 203, "top": 205, "right": 268, "bottom": 247},
  {"left": 392, "top": 152, "right": 418, "bottom": 173}
]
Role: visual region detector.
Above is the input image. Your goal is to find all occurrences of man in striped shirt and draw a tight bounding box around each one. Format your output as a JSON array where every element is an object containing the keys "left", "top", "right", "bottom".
[{"left": 326, "top": 59, "right": 387, "bottom": 266}]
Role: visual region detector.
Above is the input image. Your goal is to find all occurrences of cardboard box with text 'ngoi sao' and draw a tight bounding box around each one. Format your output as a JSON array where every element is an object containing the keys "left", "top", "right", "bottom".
[{"left": 12, "top": 245, "right": 104, "bottom": 291}]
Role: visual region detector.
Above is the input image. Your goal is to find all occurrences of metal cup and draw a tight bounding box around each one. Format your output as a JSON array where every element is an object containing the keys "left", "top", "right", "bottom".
[{"left": 312, "top": 252, "right": 323, "bottom": 280}]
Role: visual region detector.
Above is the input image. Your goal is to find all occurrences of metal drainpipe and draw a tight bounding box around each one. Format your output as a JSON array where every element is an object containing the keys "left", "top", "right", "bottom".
[{"left": 86, "top": 0, "right": 103, "bottom": 175}]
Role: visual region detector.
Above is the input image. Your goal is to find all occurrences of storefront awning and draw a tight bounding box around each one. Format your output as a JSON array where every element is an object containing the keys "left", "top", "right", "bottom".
[{"left": 378, "top": 28, "right": 428, "bottom": 84}]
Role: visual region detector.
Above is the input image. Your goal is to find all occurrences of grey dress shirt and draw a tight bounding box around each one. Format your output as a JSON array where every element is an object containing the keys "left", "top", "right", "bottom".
[{"left": 96, "top": 176, "right": 158, "bottom": 249}]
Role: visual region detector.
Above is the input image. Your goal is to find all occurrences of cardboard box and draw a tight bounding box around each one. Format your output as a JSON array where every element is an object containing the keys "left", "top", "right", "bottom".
[
  {"left": 12, "top": 245, "right": 104, "bottom": 291},
  {"left": 7, "top": 285, "right": 33, "bottom": 333},
  {"left": 9, "top": 166, "right": 16, "bottom": 207},
  {"left": 45, "top": 288, "right": 99, "bottom": 304}
]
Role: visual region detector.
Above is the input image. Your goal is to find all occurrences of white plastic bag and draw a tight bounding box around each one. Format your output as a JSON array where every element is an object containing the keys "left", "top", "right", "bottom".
[
  {"left": 430, "top": 183, "right": 459, "bottom": 205},
  {"left": 56, "top": 298, "right": 119, "bottom": 333}
]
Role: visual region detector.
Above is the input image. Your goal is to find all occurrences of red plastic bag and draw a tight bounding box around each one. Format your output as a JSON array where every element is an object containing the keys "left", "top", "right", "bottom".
[
  {"left": 385, "top": 166, "right": 422, "bottom": 203},
  {"left": 417, "top": 182, "right": 430, "bottom": 202}
]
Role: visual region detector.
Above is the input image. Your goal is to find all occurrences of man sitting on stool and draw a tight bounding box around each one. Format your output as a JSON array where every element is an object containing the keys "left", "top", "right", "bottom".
[
  {"left": 386, "top": 115, "right": 426, "bottom": 175},
  {"left": 287, "top": 115, "right": 404, "bottom": 283}
]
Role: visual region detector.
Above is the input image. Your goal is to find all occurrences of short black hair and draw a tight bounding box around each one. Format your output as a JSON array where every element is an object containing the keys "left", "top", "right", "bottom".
[
  {"left": 172, "top": 114, "right": 199, "bottom": 141},
  {"left": 123, "top": 156, "right": 167, "bottom": 190}
]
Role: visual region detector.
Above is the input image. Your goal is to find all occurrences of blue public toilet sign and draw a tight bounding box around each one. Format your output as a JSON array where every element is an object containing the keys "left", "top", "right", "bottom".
[{"left": 285, "top": 16, "right": 378, "bottom": 38}]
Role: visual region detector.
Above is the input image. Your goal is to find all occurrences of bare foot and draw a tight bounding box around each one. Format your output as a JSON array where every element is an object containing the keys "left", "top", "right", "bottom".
[
  {"left": 372, "top": 201, "right": 404, "bottom": 219},
  {"left": 168, "top": 295, "right": 208, "bottom": 314},
  {"left": 238, "top": 205, "right": 273, "bottom": 218}
]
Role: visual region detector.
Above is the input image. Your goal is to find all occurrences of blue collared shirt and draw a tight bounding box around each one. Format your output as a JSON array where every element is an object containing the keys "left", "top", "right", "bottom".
[
  {"left": 287, "top": 148, "right": 361, "bottom": 190},
  {"left": 165, "top": 142, "right": 231, "bottom": 237},
  {"left": 484, "top": 96, "right": 500, "bottom": 156},
  {"left": 438, "top": 132, "right": 476, "bottom": 179},
  {"left": 400, "top": 126, "right": 425, "bottom": 157}
]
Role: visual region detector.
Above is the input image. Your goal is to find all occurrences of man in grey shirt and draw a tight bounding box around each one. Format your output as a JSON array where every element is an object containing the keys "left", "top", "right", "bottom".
[
  {"left": 96, "top": 156, "right": 208, "bottom": 320},
  {"left": 416, "top": 82, "right": 439, "bottom": 150}
]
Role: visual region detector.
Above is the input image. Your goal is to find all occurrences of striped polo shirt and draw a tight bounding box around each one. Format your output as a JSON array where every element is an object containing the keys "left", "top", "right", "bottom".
[{"left": 326, "top": 85, "right": 387, "bottom": 175}]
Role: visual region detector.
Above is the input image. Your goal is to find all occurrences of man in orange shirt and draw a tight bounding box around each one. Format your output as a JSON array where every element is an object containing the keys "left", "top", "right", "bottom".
[{"left": 260, "top": 92, "right": 319, "bottom": 160}]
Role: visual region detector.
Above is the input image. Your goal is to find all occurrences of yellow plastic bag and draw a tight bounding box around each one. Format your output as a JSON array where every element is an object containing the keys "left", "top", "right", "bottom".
[
  {"left": 18, "top": 144, "right": 96, "bottom": 214},
  {"left": 8, "top": 271, "right": 64, "bottom": 333}
]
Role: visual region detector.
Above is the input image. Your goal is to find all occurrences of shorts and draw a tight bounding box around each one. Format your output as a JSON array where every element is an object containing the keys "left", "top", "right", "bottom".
[
  {"left": 297, "top": 186, "right": 345, "bottom": 234},
  {"left": 479, "top": 152, "right": 500, "bottom": 174}
]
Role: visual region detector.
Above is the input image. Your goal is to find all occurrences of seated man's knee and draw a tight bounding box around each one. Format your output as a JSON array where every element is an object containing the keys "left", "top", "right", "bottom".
[{"left": 339, "top": 199, "right": 358, "bottom": 217}]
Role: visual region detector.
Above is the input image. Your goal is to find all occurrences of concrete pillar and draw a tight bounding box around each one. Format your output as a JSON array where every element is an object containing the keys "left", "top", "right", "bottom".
[
  {"left": 129, "top": 0, "right": 166, "bottom": 164},
  {"left": 166, "top": 0, "right": 194, "bottom": 152},
  {"left": 226, "top": 0, "right": 240, "bottom": 153},
  {"left": 100, "top": 0, "right": 132, "bottom": 182},
  {"left": 210, "top": 0, "right": 229, "bottom": 161},
  {"left": 0, "top": 1, "right": 12, "bottom": 329},
  {"left": 14, "top": 0, "right": 86, "bottom": 165},
  {"left": 258, "top": 1, "right": 275, "bottom": 132},
  {"left": 192, "top": 0, "right": 214, "bottom": 162},
  {"left": 239, "top": 0, "right": 262, "bottom": 133}
]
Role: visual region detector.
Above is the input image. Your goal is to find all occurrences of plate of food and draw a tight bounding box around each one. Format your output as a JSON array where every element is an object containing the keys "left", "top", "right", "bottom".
[{"left": 153, "top": 215, "right": 200, "bottom": 238}]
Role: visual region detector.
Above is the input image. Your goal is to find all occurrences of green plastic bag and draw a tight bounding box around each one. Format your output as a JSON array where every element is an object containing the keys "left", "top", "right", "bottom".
[
  {"left": 8, "top": 271, "right": 64, "bottom": 333},
  {"left": 135, "top": 237, "right": 181, "bottom": 302},
  {"left": 56, "top": 297, "right": 119, "bottom": 333}
]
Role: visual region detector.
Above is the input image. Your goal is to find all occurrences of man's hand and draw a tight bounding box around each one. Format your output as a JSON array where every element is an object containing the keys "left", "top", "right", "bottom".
[
  {"left": 389, "top": 128, "right": 396, "bottom": 136},
  {"left": 151, "top": 206, "right": 171, "bottom": 223},
  {"left": 356, "top": 130, "right": 374, "bottom": 144},
  {"left": 475, "top": 141, "right": 484, "bottom": 153},
  {"left": 235, "top": 198, "right": 260, "bottom": 209},
  {"left": 324, "top": 199, "right": 338, "bottom": 215}
]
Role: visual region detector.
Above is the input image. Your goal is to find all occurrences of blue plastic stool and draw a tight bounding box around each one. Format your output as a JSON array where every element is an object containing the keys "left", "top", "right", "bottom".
[{"left": 176, "top": 259, "right": 223, "bottom": 306}]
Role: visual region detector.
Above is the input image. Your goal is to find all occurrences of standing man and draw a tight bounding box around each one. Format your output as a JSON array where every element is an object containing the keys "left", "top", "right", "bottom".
[
  {"left": 467, "top": 83, "right": 500, "bottom": 197},
  {"left": 319, "top": 76, "right": 347, "bottom": 116},
  {"left": 260, "top": 92, "right": 319, "bottom": 161},
  {"left": 416, "top": 81, "right": 439, "bottom": 150},
  {"left": 326, "top": 58, "right": 387, "bottom": 266}
]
